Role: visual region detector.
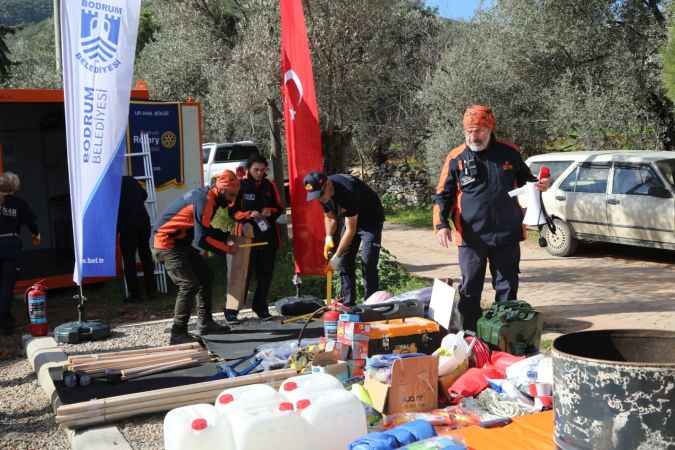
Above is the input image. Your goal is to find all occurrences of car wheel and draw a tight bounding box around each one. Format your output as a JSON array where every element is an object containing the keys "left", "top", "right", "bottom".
[{"left": 543, "top": 218, "right": 578, "bottom": 257}]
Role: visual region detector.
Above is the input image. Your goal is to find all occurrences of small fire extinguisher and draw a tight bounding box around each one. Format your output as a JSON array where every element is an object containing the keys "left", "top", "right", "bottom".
[{"left": 25, "top": 281, "right": 48, "bottom": 336}]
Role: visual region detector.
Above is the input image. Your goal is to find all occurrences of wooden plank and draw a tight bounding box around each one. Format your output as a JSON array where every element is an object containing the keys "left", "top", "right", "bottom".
[
  {"left": 57, "top": 368, "right": 296, "bottom": 415},
  {"left": 226, "top": 222, "right": 254, "bottom": 311}
]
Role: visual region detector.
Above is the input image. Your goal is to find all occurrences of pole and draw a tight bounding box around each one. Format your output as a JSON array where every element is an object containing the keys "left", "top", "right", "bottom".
[
  {"left": 267, "top": 98, "right": 289, "bottom": 240},
  {"left": 52, "top": 0, "right": 62, "bottom": 74}
]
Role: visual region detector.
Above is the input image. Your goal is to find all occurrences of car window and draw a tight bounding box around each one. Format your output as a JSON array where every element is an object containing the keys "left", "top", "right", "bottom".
[
  {"left": 559, "top": 164, "right": 609, "bottom": 193},
  {"left": 613, "top": 165, "right": 665, "bottom": 196},
  {"left": 202, "top": 147, "right": 212, "bottom": 164},
  {"left": 213, "top": 146, "right": 230, "bottom": 163},
  {"left": 655, "top": 159, "right": 675, "bottom": 187},
  {"left": 229, "top": 145, "right": 259, "bottom": 161},
  {"left": 528, "top": 161, "right": 573, "bottom": 182}
]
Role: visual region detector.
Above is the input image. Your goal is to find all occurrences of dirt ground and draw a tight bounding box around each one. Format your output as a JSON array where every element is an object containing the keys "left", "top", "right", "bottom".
[{"left": 382, "top": 223, "right": 675, "bottom": 338}]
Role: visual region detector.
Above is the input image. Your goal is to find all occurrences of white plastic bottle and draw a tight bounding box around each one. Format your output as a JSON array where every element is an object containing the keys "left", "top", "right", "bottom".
[
  {"left": 163, "top": 403, "right": 234, "bottom": 450},
  {"left": 228, "top": 400, "right": 312, "bottom": 450},
  {"left": 296, "top": 389, "right": 368, "bottom": 450},
  {"left": 215, "top": 383, "right": 282, "bottom": 416},
  {"left": 279, "top": 372, "right": 344, "bottom": 404}
]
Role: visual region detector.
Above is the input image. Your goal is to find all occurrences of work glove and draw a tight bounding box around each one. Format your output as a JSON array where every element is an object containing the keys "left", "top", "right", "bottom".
[
  {"left": 31, "top": 234, "right": 41, "bottom": 246},
  {"left": 324, "top": 236, "right": 335, "bottom": 260},
  {"left": 329, "top": 254, "right": 344, "bottom": 271}
]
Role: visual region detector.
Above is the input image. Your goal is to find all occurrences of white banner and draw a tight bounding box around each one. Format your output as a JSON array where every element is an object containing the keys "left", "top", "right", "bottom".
[{"left": 61, "top": 0, "right": 141, "bottom": 284}]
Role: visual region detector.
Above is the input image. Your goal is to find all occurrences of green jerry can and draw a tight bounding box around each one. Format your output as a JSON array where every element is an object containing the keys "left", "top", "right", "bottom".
[{"left": 476, "top": 300, "right": 542, "bottom": 355}]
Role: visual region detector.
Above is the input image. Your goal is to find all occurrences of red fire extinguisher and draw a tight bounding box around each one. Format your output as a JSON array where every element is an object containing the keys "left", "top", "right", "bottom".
[{"left": 25, "top": 281, "right": 48, "bottom": 337}]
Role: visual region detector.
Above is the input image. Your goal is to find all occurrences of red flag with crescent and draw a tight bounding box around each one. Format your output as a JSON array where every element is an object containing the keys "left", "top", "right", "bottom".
[{"left": 280, "top": 0, "right": 325, "bottom": 275}]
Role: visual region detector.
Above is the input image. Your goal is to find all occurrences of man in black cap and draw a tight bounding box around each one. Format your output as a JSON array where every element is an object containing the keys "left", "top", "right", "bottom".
[{"left": 303, "top": 172, "right": 384, "bottom": 306}]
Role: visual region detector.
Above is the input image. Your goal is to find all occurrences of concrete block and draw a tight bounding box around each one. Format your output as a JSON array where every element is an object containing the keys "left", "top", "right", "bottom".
[{"left": 67, "top": 426, "right": 133, "bottom": 450}]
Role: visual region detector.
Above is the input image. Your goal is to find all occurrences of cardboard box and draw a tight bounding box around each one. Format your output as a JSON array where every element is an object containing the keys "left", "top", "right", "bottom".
[
  {"left": 350, "top": 340, "right": 369, "bottom": 360},
  {"left": 438, "top": 359, "right": 469, "bottom": 402},
  {"left": 338, "top": 321, "right": 371, "bottom": 343},
  {"left": 364, "top": 355, "right": 438, "bottom": 415}
]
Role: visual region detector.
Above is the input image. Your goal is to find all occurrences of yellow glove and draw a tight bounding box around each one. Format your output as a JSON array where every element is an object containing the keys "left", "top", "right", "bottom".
[
  {"left": 323, "top": 236, "right": 335, "bottom": 260},
  {"left": 31, "top": 234, "right": 41, "bottom": 246}
]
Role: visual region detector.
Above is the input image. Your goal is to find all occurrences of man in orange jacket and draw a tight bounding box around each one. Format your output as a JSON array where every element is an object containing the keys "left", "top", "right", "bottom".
[
  {"left": 433, "top": 105, "right": 549, "bottom": 331},
  {"left": 152, "top": 170, "right": 240, "bottom": 344}
]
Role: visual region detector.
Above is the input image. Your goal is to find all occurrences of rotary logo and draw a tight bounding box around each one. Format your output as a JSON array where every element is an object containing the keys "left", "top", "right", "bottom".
[{"left": 161, "top": 131, "right": 177, "bottom": 149}]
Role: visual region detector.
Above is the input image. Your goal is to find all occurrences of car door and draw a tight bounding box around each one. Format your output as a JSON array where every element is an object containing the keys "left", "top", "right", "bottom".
[
  {"left": 555, "top": 163, "right": 610, "bottom": 236},
  {"left": 608, "top": 163, "right": 675, "bottom": 245}
]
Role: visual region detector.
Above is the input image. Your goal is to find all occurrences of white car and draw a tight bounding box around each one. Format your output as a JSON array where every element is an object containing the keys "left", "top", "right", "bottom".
[
  {"left": 524, "top": 150, "right": 675, "bottom": 256},
  {"left": 202, "top": 141, "right": 264, "bottom": 186}
]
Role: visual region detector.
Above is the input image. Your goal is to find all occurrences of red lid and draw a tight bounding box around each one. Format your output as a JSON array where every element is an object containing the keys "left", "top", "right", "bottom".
[
  {"left": 191, "top": 418, "right": 208, "bottom": 431},
  {"left": 218, "top": 394, "right": 234, "bottom": 405},
  {"left": 283, "top": 381, "right": 297, "bottom": 391},
  {"left": 279, "top": 402, "right": 293, "bottom": 411},
  {"left": 296, "top": 399, "right": 311, "bottom": 410}
]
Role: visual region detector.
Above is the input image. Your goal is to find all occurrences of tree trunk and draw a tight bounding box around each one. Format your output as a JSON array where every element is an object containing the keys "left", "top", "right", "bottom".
[
  {"left": 267, "top": 98, "right": 288, "bottom": 240},
  {"left": 322, "top": 127, "right": 352, "bottom": 174}
]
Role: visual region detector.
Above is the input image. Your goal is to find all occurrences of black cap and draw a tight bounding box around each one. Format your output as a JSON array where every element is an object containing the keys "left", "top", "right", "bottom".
[{"left": 303, "top": 171, "right": 327, "bottom": 201}]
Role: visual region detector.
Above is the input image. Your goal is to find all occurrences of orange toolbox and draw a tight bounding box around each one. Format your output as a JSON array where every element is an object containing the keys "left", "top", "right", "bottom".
[{"left": 367, "top": 317, "right": 443, "bottom": 356}]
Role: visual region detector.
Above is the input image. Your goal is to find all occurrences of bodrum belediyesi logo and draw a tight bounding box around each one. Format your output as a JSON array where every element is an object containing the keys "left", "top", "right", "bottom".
[{"left": 79, "top": 2, "right": 122, "bottom": 72}]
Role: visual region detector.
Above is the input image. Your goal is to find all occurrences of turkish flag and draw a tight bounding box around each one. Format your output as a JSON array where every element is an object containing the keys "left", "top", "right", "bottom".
[{"left": 280, "top": 0, "right": 325, "bottom": 275}]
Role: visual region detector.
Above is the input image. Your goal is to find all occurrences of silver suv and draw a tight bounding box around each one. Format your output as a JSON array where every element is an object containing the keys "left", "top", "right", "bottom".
[{"left": 525, "top": 151, "right": 675, "bottom": 256}]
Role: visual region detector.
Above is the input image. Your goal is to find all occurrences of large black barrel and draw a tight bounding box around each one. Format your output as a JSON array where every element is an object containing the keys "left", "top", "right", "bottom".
[{"left": 552, "top": 330, "right": 675, "bottom": 450}]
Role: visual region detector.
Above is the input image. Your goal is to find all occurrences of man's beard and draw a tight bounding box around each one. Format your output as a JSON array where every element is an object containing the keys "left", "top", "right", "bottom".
[{"left": 467, "top": 135, "right": 490, "bottom": 152}]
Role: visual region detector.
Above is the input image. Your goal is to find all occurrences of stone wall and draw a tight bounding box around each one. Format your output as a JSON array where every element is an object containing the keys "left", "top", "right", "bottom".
[{"left": 354, "top": 162, "right": 433, "bottom": 207}]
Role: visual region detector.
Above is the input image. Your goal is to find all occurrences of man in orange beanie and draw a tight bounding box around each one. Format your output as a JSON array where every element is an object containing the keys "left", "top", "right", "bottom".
[
  {"left": 432, "top": 105, "right": 549, "bottom": 331},
  {"left": 152, "top": 170, "right": 240, "bottom": 344}
]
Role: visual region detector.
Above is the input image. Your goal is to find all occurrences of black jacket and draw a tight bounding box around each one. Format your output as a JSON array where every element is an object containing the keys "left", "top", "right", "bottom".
[{"left": 433, "top": 138, "right": 536, "bottom": 247}]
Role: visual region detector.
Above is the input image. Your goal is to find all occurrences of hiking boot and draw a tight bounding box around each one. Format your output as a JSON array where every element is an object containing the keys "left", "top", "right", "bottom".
[
  {"left": 256, "top": 312, "right": 274, "bottom": 322},
  {"left": 195, "top": 319, "right": 230, "bottom": 336},
  {"left": 223, "top": 309, "right": 241, "bottom": 325},
  {"left": 169, "top": 331, "right": 197, "bottom": 345},
  {"left": 168, "top": 325, "right": 196, "bottom": 345}
]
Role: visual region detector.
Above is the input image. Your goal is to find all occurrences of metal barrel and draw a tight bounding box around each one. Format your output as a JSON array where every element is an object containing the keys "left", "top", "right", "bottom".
[{"left": 552, "top": 330, "right": 675, "bottom": 450}]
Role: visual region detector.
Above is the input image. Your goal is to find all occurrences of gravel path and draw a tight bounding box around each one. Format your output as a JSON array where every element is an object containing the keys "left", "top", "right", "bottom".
[{"left": 1, "top": 310, "right": 261, "bottom": 450}]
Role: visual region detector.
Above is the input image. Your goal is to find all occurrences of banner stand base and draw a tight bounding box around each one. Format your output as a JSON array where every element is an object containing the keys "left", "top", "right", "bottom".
[{"left": 54, "top": 320, "right": 111, "bottom": 344}]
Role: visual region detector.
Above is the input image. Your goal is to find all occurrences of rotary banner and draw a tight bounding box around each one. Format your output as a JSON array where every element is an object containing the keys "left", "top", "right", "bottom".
[{"left": 61, "top": 0, "right": 141, "bottom": 283}]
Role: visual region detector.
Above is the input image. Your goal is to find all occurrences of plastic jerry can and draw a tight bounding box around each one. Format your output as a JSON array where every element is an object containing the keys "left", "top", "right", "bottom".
[
  {"left": 215, "top": 383, "right": 282, "bottom": 416},
  {"left": 228, "top": 401, "right": 312, "bottom": 450},
  {"left": 296, "top": 389, "right": 368, "bottom": 450},
  {"left": 163, "top": 403, "right": 234, "bottom": 450},
  {"left": 279, "top": 372, "right": 344, "bottom": 404}
]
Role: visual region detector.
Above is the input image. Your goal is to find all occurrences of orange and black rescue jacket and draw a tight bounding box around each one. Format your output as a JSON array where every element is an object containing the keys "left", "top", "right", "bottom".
[
  {"left": 228, "top": 176, "right": 284, "bottom": 248},
  {"left": 432, "top": 138, "right": 536, "bottom": 247},
  {"left": 152, "top": 187, "right": 233, "bottom": 255}
]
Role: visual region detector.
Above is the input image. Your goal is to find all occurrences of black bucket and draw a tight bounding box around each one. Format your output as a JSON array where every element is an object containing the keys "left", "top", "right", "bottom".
[{"left": 552, "top": 330, "right": 675, "bottom": 450}]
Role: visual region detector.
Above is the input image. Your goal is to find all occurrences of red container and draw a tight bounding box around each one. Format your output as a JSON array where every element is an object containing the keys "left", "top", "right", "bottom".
[{"left": 25, "top": 281, "right": 48, "bottom": 336}]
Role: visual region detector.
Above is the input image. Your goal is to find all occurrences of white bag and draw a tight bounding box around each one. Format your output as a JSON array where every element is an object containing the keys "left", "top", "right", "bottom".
[{"left": 435, "top": 331, "right": 474, "bottom": 376}]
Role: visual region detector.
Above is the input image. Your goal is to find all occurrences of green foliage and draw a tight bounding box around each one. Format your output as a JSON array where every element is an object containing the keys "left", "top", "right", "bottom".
[
  {"left": 663, "top": 17, "right": 675, "bottom": 102},
  {"left": 1, "top": 17, "right": 60, "bottom": 88},
  {"left": 0, "top": 26, "right": 14, "bottom": 81},
  {"left": 136, "top": 8, "right": 160, "bottom": 57},
  {"left": 423, "top": 0, "right": 674, "bottom": 182},
  {"left": 385, "top": 204, "right": 433, "bottom": 229},
  {"left": 332, "top": 248, "right": 428, "bottom": 303},
  {"left": 0, "top": 0, "right": 51, "bottom": 26}
]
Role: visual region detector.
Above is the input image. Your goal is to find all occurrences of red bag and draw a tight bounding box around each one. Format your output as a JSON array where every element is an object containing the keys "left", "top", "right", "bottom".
[
  {"left": 490, "top": 351, "right": 526, "bottom": 378},
  {"left": 448, "top": 366, "right": 503, "bottom": 404}
]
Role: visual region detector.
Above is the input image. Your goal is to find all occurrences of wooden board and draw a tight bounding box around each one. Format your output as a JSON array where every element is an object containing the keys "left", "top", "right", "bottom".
[{"left": 226, "top": 222, "right": 254, "bottom": 311}]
